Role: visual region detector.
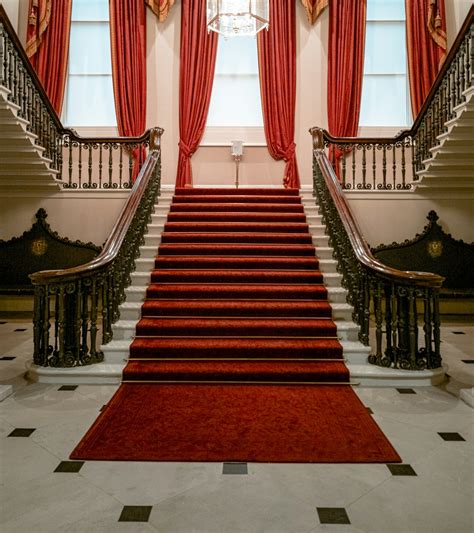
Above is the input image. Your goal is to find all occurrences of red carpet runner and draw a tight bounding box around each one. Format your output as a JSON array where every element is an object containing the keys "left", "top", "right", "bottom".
[{"left": 71, "top": 188, "right": 400, "bottom": 463}]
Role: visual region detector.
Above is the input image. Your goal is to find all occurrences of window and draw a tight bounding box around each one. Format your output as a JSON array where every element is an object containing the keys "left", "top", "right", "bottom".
[
  {"left": 359, "top": 0, "right": 411, "bottom": 127},
  {"left": 206, "top": 36, "right": 263, "bottom": 128},
  {"left": 63, "top": 0, "right": 116, "bottom": 127}
]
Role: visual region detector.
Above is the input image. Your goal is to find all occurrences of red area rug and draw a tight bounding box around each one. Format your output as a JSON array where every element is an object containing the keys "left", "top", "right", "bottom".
[
  {"left": 71, "top": 187, "right": 400, "bottom": 463},
  {"left": 71, "top": 383, "right": 400, "bottom": 463}
]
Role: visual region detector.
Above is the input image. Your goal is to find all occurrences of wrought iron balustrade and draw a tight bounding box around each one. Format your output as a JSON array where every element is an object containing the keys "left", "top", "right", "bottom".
[
  {"left": 0, "top": 6, "right": 152, "bottom": 190},
  {"left": 311, "top": 129, "right": 445, "bottom": 370},
  {"left": 316, "top": 6, "right": 473, "bottom": 191},
  {"left": 29, "top": 128, "right": 163, "bottom": 367}
]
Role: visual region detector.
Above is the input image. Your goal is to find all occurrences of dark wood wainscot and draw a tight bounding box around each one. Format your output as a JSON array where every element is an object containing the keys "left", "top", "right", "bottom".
[
  {"left": 0, "top": 209, "right": 101, "bottom": 294},
  {"left": 372, "top": 211, "right": 474, "bottom": 298}
]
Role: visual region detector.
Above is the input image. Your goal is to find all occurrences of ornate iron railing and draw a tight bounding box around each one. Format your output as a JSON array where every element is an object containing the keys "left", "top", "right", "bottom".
[
  {"left": 317, "top": 6, "right": 473, "bottom": 190},
  {"left": 0, "top": 6, "right": 151, "bottom": 189},
  {"left": 29, "top": 128, "right": 163, "bottom": 367},
  {"left": 311, "top": 130, "right": 445, "bottom": 370}
]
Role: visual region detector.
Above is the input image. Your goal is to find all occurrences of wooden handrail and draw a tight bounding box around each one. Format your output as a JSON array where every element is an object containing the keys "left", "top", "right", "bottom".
[
  {"left": 313, "top": 140, "right": 444, "bottom": 289},
  {"left": 30, "top": 128, "right": 163, "bottom": 284},
  {"left": 314, "top": 5, "right": 474, "bottom": 145}
]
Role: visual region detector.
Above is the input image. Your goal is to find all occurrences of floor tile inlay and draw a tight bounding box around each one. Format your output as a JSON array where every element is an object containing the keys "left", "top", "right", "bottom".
[
  {"left": 118, "top": 506, "right": 153, "bottom": 522},
  {"left": 54, "top": 461, "right": 85, "bottom": 473},
  {"left": 387, "top": 464, "right": 417, "bottom": 476},
  {"left": 438, "top": 432, "right": 466, "bottom": 441},
  {"left": 58, "top": 385, "right": 78, "bottom": 391},
  {"left": 223, "top": 462, "right": 248, "bottom": 475},
  {"left": 0, "top": 356, "right": 16, "bottom": 360},
  {"left": 317, "top": 507, "right": 351, "bottom": 525},
  {"left": 396, "top": 388, "right": 417, "bottom": 394},
  {"left": 8, "top": 428, "right": 36, "bottom": 437}
]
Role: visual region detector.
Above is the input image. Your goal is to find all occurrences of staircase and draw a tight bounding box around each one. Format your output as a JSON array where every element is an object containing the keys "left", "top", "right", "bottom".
[
  {"left": 0, "top": 85, "right": 62, "bottom": 191},
  {"left": 104, "top": 188, "right": 370, "bottom": 381},
  {"left": 415, "top": 85, "right": 474, "bottom": 190}
]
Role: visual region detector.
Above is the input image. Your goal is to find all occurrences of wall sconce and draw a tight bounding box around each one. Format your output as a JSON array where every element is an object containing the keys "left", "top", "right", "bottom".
[{"left": 231, "top": 140, "right": 243, "bottom": 189}]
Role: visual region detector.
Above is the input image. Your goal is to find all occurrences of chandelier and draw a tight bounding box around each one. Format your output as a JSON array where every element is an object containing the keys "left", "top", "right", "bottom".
[{"left": 207, "top": 1, "right": 269, "bottom": 38}]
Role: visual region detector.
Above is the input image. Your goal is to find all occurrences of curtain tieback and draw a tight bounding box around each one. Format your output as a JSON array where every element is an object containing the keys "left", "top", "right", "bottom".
[
  {"left": 179, "top": 141, "right": 193, "bottom": 158},
  {"left": 283, "top": 142, "right": 296, "bottom": 161}
]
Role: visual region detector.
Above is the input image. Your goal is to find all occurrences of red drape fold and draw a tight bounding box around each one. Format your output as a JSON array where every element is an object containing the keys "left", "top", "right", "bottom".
[
  {"left": 26, "top": 0, "right": 72, "bottom": 115},
  {"left": 327, "top": 0, "right": 366, "bottom": 175},
  {"left": 406, "top": 0, "right": 447, "bottom": 116},
  {"left": 110, "top": 0, "right": 147, "bottom": 182},
  {"left": 176, "top": 0, "right": 218, "bottom": 188},
  {"left": 257, "top": 0, "right": 300, "bottom": 189}
]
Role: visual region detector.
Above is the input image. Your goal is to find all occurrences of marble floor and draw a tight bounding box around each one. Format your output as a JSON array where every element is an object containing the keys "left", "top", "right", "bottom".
[{"left": 0, "top": 318, "right": 473, "bottom": 533}]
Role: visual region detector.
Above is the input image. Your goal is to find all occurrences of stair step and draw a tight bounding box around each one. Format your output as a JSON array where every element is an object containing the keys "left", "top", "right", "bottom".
[
  {"left": 164, "top": 221, "right": 309, "bottom": 232},
  {"left": 122, "top": 360, "right": 349, "bottom": 383},
  {"left": 170, "top": 203, "right": 305, "bottom": 213},
  {"left": 174, "top": 187, "right": 300, "bottom": 196},
  {"left": 157, "top": 243, "right": 317, "bottom": 257},
  {"left": 173, "top": 195, "right": 302, "bottom": 204},
  {"left": 160, "top": 232, "right": 314, "bottom": 245},
  {"left": 154, "top": 256, "right": 320, "bottom": 270}
]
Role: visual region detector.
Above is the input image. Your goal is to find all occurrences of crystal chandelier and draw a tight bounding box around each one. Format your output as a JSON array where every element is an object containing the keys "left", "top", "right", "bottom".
[{"left": 207, "top": 0, "right": 269, "bottom": 38}]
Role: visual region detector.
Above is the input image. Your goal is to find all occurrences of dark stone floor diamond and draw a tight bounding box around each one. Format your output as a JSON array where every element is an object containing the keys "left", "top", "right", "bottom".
[
  {"left": 461, "top": 360, "right": 474, "bottom": 364},
  {"left": 8, "top": 428, "right": 36, "bottom": 437},
  {"left": 14, "top": 328, "right": 27, "bottom": 332},
  {"left": 0, "top": 356, "right": 16, "bottom": 361},
  {"left": 118, "top": 506, "right": 152, "bottom": 522},
  {"left": 54, "top": 461, "right": 85, "bottom": 473},
  {"left": 58, "top": 385, "right": 78, "bottom": 391},
  {"left": 438, "top": 432, "right": 465, "bottom": 441},
  {"left": 0, "top": 321, "right": 7, "bottom": 324},
  {"left": 223, "top": 462, "right": 248, "bottom": 475},
  {"left": 396, "top": 388, "right": 417, "bottom": 394},
  {"left": 387, "top": 464, "right": 417, "bottom": 476},
  {"left": 317, "top": 507, "right": 350, "bottom": 525},
  {"left": 366, "top": 407, "right": 374, "bottom": 414},
  {"left": 452, "top": 331, "right": 466, "bottom": 335}
]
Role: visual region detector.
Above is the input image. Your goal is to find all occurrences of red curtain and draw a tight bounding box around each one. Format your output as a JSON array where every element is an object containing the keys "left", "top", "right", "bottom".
[
  {"left": 406, "top": 0, "right": 447, "bottom": 116},
  {"left": 257, "top": 0, "right": 300, "bottom": 189},
  {"left": 327, "top": 0, "right": 366, "bottom": 175},
  {"left": 26, "top": 0, "right": 72, "bottom": 115},
  {"left": 176, "top": 0, "right": 218, "bottom": 188},
  {"left": 110, "top": 0, "right": 147, "bottom": 181}
]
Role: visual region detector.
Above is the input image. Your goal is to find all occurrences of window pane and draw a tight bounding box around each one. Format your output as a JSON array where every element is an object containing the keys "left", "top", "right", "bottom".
[
  {"left": 215, "top": 36, "right": 259, "bottom": 75},
  {"left": 64, "top": 76, "right": 117, "bottom": 126},
  {"left": 360, "top": 75, "right": 409, "bottom": 126},
  {"left": 72, "top": 0, "right": 109, "bottom": 21},
  {"left": 364, "top": 22, "right": 406, "bottom": 74},
  {"left": 367, "top": 0, "right": 405, "bottom": 21},
  {"left": 69, "top": 22, "right": 112, "bottom": 74},
  {"left": 207, "top": 75, "right": 263, "bottom": 127}
]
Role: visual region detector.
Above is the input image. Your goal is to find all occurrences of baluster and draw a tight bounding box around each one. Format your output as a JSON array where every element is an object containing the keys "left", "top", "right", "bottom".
[
  {"left": 68, "top": 140, "right": 73, "bottom": 188},
  {"left": 341, "top": 145, "right": 347, "bottom": 188},
  {"left": 390, "top": 284, "right": 399, "bottom": 368},
  {"left": 407, "top": 288, "right": 417, "bottom": 369},
  {"left": 459, "top": 42, "right": 466, "bottom": 101},
  {"left": 81, "top": 284, "right": 89, "bottom": 361},
  {"left": 432, "top": 290, "right": 441, "bottom": 368},
  {"left": 401, "top": 141, "right": 406, "bottom": 189},
  {"left": 56, "top": 286, "right": 66, "bottom": 366},
  {"left": 33, "top": 286, "right": 44, "bottom": 365},
  {"left": 362, "top": 144, "right": 367, "bottom": 189},
  {"left": 88, "top": 144, "right": 93, "bottom": 188},
  {"left": 392, "top": 145, "right": 396, "bottom": 189},
  {"left": 374, "top": 281, "right": 384, "bottom": 362},
  {"left": 128, "top": 144, "right": 133, "bottom": 188},
  {"left": 381, "top": 145, "right": 387, "bottom": 189},
  {"left": 99, "top": 144, "right": 103, "bottom": 188},
  {"left": 108, "top": 145, "right": 113, "bottom": 188},
  {"left": 74, "top": 280, "right": 82, "bottom": 364},
  {"left": 42, "top": 285, "right": 51, "bottom": 366},
  {"left": 372, "top": 144, "right": 376, "bottom": 189},
  {"left": 0, "top": 26, "right": 4, "bottom": 85},
  {"left": 119, "top": 145, "right": 123, "bottom": 188},
  {"left": 423, "top": 288, "right": 433, "bottom": 368},
  {"left": 464, "top": 36, "right": 470, "bottom": 92},
  {"left": 78, "top": 143, "right": 83, "bottom": 188},
  {"left": 352, "top": 146, "right": 356, "bottom": 189},
  {"left": 90, "top": 279, "right": 99, "bottom": 358}
]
